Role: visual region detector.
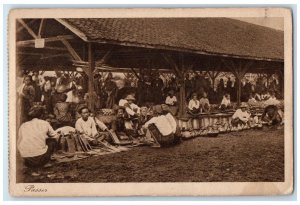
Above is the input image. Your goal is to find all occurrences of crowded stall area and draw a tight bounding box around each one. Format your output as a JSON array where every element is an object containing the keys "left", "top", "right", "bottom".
[{"left": 16, "top": 18, "right": 284, "bottom": 175}]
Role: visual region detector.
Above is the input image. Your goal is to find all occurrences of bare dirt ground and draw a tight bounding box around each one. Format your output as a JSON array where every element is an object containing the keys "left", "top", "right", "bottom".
[{"left": 21, "top": 127, "right": 284, "bottom": 182}]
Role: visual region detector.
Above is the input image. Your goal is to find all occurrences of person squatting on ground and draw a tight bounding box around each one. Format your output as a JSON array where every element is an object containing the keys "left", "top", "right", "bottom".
[
  {"left": 75, "top": 106, "right": 110, "bottom": 146},
  {"left": 142, "top": 105, "right": 177, "bottom": 147},
  {"left": 111, "top": 106, "right": 134, "bottom": 141},
  {"left": 261, "top": 104, "right": 283, "bottom": 126},
  {"left": 17, "top": 105, "right": 57, "bottom": 168},
  {"left": 231, "top": 102, "right": 252, "bottom": 130}
]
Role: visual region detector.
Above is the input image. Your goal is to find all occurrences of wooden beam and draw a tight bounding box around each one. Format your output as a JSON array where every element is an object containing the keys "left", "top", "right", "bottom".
[
  {"left": 18, "top": 44, "right": 67, "bottom": 51},
  {"left": 38, "top": 19, "right": 45, "bottom": 38},
  {"left": 88, "top": 43, "right": 95, "bottom": 112},
  {"left": 98, "top": 49, "right": 112, "bottom": 64},
  {"left": 17, "top": 19, "right": 35, "bottom": 33},
  {"left": 17, "top": 19, "right": 38, "bottom": 39},
  {"left": 56, "top": 18, "right": 88, "bottom": 41},
  {"left": 60, "top": 38, "right": 82, "bottom": 61},
  {"left": 16, "top": 35, "right": 74, "bottom": 46},
  {"left": 40, "top": 53, "right": 70, "bottom": 59},
  {"left": 130, "top": 68, "right": 141, "bottom": 81}
]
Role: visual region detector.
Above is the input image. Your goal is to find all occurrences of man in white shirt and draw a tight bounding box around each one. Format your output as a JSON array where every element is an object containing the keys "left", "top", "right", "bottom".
[
  {"left": 119, "top": 94, "right": 140, "bottom": 117},
  {"left": 188, "top": 93, "right": 200, "bottom": 114},
  {"left": 17, "top": 105, "right": 57, "bottom": 168},
  {"left": 165, "top": 90, "right": 177, "bottom": 106},
  {"left": 75, "top": 106, "right": 109, "bottom": 145},
  {"left": 220, "top": 94, "right": 232, "bottom": 110},
  {"left": 231, "top": 102, "right": 251, "bottom": 129},
  {"left": 143, "top": 105, "right": 175, "bottom": 147},
  {"left": 264, "top": 91, "right": 280, "bottom": 106},
  {"left": 199, "top": 92, "right": 210, "bottom": 112}
]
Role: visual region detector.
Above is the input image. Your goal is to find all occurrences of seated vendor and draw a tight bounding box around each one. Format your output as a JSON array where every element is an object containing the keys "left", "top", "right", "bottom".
[
  {"left": 165, "top": 90, "right": 177, "bottom": 106},
  {"left": 247, "top": 92, "right": 257, "bottom": 106},
  {"left": 111, "top": 106, "right": 133, "bottom": 140},
  {"left": 137, "top": 106, "right": 151, "bottom": 130},
  {"left": 119, "top": 94, "right": 140, "bottom": 118},
  {"left": 261, "top": 104, "right": 283, "bottom": 126},
  {"left": 75, "top": 106, "right": 109, "bottom": 146},
  {"left": 199, "top": 92, "right": 210, "bottom": 113},
  {"left": 188, "top": 93, "right": 200, "bottom": 114},
  {"left": 264, "top": 91, "right": 280, "bottom": 106},
  {"left": 165, "top": 90, "right": 178, "bottom": 116},
  {"left": 17, "top": 105, "right": 57, "bottom": 168},
  {"left": 220, "top": 93, "right": 232, "bottom": 110},
  {"left": 143, "top": 105, "right": 175, "bottom": 147},
  {"left": 231, "top": 102, "right": 251, "bottom": 129}
]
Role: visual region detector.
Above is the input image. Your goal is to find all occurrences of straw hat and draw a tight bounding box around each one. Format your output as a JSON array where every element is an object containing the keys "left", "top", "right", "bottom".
[
  {"left": 240, "top": 102, "right": 248, "bottom": 108},
  {"left": 125, "top": 94, "right": 136, "bottom": 101}
]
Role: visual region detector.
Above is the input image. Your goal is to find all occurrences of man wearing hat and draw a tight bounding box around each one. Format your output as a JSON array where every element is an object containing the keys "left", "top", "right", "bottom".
[
  {"left": 17, "top": 105, "right": 58, "bottom": 168},
  {"left": 119, "top": 94, "right": 140, "bottom": 117},
  {"left": 231, "top": 102, "right": 251, "bottom": 130}
]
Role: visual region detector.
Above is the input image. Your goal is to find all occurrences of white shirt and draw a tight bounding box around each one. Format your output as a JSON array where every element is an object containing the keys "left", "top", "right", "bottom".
[
  {"left": 165, "top": 113, "right": 177, "bottom": 134},
  {"left": 144, "top": 116, "right": 173, "bottom": 136},
  {"left": 119, "top": 99, "right": 140, "bottom": 116},
  {"left": 264, "top": 97, "right": 280, "bottom": 106},
  {"left": 17, "top": 118, "right": 57, "bottom": 158},
  {"left": 221, "top": 97, "right": 231, "bottom": 107},
  {"left": 165, "top": 96, "right": 177, "bottom": 106},
  {"left": 188, "top": 99, "right": 200, "bottom": 110},
  {"left": 75, "top": 117, "right": 98, "bottom": 138},
  {"left": 232, "top": 109, "right": 250, "bottom": 122}
]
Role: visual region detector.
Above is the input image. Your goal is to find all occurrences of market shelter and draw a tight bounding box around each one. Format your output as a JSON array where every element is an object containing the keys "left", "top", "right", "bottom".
[{"left": 17, "top": 18, "right": 284, "bottom": 116}]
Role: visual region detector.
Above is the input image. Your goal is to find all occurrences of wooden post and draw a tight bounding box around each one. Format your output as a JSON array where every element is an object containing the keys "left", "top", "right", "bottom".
[
  {"left": 88, "top": 43, "right": 95, "bottom": 112},
  {"left": 178, "top": 77, "right": 186, "bottom": 117},
  {"left": 236, "top": 76, "right": 241, "bottom": 105}
]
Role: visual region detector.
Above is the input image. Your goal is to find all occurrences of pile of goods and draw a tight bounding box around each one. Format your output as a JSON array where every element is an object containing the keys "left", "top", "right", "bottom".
[
  {"left": 56, "top": 127, "right": 92, "bottom": 153},
  {"left": 96, "top": 109, "right": 116, "bottom": 125}
]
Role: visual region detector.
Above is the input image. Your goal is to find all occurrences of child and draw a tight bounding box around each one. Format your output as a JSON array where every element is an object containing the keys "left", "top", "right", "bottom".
[
  {"left": 199, "top": 92, "right": 210, "bottom": 113},
  {"left": 220, "top": 93, "right": 232, "bottom": 110},
  {"left": 188, "top": 93, "right": 200, "bottom": 114}
]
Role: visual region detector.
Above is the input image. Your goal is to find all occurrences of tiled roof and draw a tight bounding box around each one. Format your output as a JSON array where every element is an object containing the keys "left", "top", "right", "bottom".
[{"left": 62, "top": 18, "right": 284, "bottom": 61}]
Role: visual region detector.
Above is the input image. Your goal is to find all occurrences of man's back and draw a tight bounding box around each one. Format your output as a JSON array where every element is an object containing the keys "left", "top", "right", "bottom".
[{"left": 18, "top": 119, "right": 56, "bottom": 158}]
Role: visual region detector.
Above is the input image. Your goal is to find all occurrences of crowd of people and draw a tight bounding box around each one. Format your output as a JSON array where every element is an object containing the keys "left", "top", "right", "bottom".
[{"left": 16, "top": 70, "right": 284, "bottom": 169}]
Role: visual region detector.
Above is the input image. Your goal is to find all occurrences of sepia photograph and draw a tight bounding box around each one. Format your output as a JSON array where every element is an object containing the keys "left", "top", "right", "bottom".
[{"left": 8, "top": 8, "right": 293, "bottom": 196}]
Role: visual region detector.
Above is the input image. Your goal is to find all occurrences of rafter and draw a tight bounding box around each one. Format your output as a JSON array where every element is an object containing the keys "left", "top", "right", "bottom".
[
  {"left": 60, "top": 38, "right": 82, "bottom": 61},
  {"left": 17, "top": 35, "right": 74, "bottom": 46},
  {"left": 38, "top": 19, "right": 45, "bottom": 38},
  {"left": 17, "top": 19, "right": 38, "bottom": 39}
]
